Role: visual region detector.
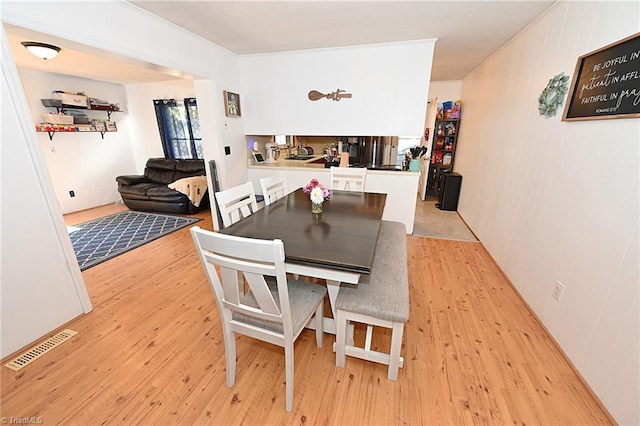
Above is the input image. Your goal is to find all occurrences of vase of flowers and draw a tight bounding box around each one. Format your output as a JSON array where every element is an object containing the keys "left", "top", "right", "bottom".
[{"left": 303, "top": 178, "right": 332, "bottom": 222}]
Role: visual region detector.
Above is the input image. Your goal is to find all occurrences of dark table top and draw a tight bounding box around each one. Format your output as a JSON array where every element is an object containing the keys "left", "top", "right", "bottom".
[{"left": 220, "top": 188, "right": 387, "bottom": 273}]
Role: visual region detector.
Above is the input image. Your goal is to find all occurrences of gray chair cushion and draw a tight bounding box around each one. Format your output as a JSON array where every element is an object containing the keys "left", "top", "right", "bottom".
[
  {"left": 336, "top": 220, "right": 409, "bottom": 322},
  {"left": 233, "top": 279, "right": 327, "bottom": 334}
]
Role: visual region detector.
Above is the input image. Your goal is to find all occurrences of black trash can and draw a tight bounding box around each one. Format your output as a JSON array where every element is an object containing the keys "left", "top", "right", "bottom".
[{"left": 436, "top": 172, "right": 462, "bottom": 211}]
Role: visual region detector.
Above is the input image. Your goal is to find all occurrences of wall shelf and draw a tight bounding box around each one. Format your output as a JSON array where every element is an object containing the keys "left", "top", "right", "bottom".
[
  {"left": 41, "top": 99, "right": 122, "bottom": 119},
  {"left": 46, "top": 106, "right": 121, "bottom": 119},
  {"left": 39, "top": 98, "right": 120, "bottom": 140},
  {"left": 36, "top": 127, "right": 116, "bottom": 141}
]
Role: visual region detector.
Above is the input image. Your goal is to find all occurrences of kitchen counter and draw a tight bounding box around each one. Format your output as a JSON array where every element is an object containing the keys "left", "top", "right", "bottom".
[
  {"left": 247, "top": 160, "right": 420, "bottom": 233},
  {"left": 252, "top": 155, "right": 326, "bottom": 169},
  {"left": 249, "top": 156, "right": 414, "bottom": 175}
]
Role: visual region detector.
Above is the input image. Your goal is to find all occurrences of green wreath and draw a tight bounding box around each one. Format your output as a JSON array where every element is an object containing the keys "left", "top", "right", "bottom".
[{"left": 538, "top": 73, "right": 570, "bottom": 118}]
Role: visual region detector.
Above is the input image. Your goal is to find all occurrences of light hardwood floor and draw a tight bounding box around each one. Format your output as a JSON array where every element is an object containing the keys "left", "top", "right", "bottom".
[{"left": 1, "top": 204, "right": 612, "bottom": 425}]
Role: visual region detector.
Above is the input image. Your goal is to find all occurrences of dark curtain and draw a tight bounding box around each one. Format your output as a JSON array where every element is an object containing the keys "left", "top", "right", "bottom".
[
  {"left": 153, "top": 98, "right": 202, "bottom": 159},
  {"left": 184, "top": 98, "right": 203, "bottom": 159}
]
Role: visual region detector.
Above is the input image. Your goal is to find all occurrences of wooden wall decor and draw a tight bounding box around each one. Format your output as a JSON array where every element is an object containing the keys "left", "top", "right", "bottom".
[
  {"left": 563, "top": 32, "right": 640, "bottom": 121},
  {"left": 308, "top": 89, "right": 352, "bottom": 101}
]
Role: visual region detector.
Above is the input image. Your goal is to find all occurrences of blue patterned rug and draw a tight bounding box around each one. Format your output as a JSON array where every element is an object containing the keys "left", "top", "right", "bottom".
[{"left": 68, "top": 211, "right": 200, "bottom": 271}]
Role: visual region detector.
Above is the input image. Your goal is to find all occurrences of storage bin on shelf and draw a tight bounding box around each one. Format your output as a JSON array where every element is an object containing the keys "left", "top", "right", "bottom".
[
  {"left": 73, "top": 115, "right": 90, "bottom": 124},
  {"left": 88, "top": 103, "right": 120, "bottom": 112},
  {"left": 50, "top": 91, "right": 88, "bottom": 108},
  {"left": 92, "top": 120, "right": 107, "bottom": 132},
  {"left": 43, "top": 113, "right": 74, "bottom": 125}
]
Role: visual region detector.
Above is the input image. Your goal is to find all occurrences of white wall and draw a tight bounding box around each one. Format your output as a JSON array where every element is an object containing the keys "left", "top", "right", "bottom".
[
  {"left": 428, "top": 80, "right": 462, "bottom": 104},
  {"left": 1, "top": 29, "right": 87, "bottom": 358},
  {"left": 240, "top": 40, "right": 436, "bottom": 136},
  {"left": 18, "top": 69, "right": 136, "bottom": 213},
  {"left": 125, "top": 80, "right": 195, "bottom": 173},
  {"left": 2, "top": 1, "right": 246, "bottom": 191},
  {"left": 456, "top": 2, "right": 639, "bottom": 424},
  {"left": 1, "top": 1, "right": 242, "bottom": 354}
]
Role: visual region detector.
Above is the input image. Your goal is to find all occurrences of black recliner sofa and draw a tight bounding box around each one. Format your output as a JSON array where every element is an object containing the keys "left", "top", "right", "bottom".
[{"left": 116, "top": 158, "right": 209, "bottom": 214}]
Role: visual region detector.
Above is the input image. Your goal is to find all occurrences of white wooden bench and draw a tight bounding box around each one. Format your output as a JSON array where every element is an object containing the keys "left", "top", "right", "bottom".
[{"left": 335, "top": 220, "right": 409, "bottom": 380}]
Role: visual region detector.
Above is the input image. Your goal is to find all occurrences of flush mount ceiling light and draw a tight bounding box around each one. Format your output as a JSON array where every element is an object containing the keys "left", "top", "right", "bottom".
[{"left": 21, "top": 41, "right": 61, "bottom": 60}]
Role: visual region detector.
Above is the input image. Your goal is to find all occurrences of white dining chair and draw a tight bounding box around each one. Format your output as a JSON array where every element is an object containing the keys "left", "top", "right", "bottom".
[
  {"left": 260, "top": 173, "right": 287, "bottom": 205},
  {"left": 329, "top": 166, "right": 367, "bottom": 192},
  {"left": 190, "top": 227, "right": 326, "bottom": 412},
  {"left": 215, "top": 182, "right": 259, "bottom": 228}
]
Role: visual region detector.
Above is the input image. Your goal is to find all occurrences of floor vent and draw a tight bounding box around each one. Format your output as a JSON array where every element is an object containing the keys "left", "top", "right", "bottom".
[{"left": 4, "top": 329, "right": 77, "bottom": 371}]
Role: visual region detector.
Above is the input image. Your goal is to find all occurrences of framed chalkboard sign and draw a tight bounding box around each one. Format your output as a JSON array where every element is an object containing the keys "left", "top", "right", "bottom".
[{"left": 563, "top": 32, "right": 640, "bottom": 121}]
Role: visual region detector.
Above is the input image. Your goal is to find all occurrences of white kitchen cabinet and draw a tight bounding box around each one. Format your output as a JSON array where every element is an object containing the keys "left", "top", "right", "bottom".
[{"left": 240, "top": 40, "right": 436, "bottom": 137}]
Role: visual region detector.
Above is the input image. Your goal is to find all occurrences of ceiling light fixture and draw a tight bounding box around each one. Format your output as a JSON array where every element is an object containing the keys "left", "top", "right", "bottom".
[{"left": 21, "top": 41, "right": 61, "bottom": 60}]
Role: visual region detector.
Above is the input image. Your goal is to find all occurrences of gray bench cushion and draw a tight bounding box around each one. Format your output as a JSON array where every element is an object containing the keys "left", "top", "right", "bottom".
[{"left": 336, "top": 220, "right": 409, "bottom": 322}]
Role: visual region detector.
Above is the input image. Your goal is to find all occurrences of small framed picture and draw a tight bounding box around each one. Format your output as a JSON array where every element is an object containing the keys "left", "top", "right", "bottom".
[{"left": 223, "top": 91, "right": 241, "bottom": 117}]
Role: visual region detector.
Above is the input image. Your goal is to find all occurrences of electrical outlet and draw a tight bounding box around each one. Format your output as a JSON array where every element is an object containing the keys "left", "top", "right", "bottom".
[
  {"left": 69, "top": 190, "right": 75, "bottom": 198},
  {"left": 553, "top": 281, "right": 565, "bottom": 302},
  {"left": 224, "top": 146, "right": 231, "bottom": 155}
]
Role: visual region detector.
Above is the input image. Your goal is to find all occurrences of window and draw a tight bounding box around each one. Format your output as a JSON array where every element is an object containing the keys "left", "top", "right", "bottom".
[{"left": 153, "top": 98, "right": 203, "bottom": 159}]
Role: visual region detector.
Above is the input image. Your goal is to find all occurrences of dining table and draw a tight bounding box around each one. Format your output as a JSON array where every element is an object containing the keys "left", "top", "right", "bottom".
[{"left": 219, "top": 187, "right": 387, "bottom": 334}]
